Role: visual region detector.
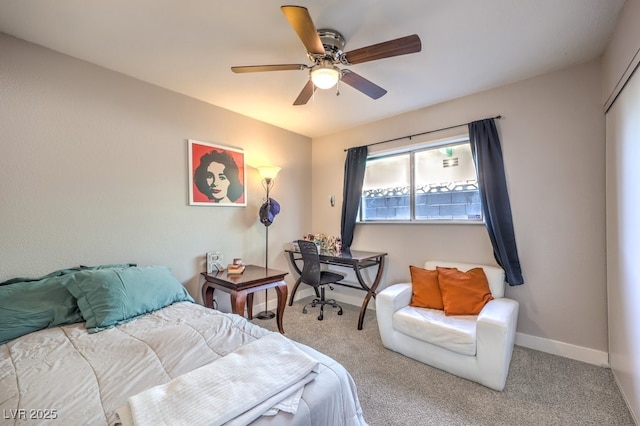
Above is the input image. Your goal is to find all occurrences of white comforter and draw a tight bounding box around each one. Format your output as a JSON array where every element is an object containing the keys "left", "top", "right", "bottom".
[{"left": 0, "top": 302, "right": 367, "bottom": 425}]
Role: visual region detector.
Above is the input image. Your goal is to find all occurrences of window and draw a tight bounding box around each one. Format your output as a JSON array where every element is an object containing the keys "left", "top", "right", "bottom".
[{"left": 359, "top": 140, "right": 483, "bottom": 222}]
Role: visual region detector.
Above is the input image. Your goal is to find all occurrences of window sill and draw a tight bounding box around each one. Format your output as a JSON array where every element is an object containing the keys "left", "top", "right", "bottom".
[{"left": 356, "top": 220, "right": 485, "bottom": 225}]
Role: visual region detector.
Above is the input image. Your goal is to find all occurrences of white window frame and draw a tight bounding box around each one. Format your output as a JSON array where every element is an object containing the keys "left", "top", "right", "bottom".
[{"left": 357, "top": 135, "right": 484, "bottom": 224}]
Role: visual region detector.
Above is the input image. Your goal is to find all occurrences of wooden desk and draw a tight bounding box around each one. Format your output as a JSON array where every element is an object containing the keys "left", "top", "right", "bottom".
[
  {"left": 201, "top": 265, "right": 288, "bottom": 334},
  {"left": 285, "top": 247, "right": 387, "bottom": 330}
]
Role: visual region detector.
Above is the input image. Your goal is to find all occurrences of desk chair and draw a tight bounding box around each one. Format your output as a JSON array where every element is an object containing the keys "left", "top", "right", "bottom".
[{"left": 296, "top": 239, "right": 344, "bottom": 321}]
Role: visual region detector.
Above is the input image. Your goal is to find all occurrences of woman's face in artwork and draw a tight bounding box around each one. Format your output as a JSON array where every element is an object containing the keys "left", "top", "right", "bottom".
[{"left": 205, "top": 161, "right": 230, "bottom": 202}]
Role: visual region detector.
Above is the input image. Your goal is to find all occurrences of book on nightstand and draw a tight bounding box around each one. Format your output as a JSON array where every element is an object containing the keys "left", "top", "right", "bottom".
[{"left": 226, "top": 264, "right": 245, "bottom": 275}]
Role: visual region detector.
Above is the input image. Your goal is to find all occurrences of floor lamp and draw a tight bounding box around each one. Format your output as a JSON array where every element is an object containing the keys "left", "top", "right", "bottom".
[{"left": 256, "top": 166, "right": 281, "bottom": 320}]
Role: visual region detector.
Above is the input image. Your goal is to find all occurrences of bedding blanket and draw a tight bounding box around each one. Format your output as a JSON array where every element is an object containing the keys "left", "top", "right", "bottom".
[
  {"left": 0, "top": 302, "right": 367, "bottom": 425},
  {"left": 118, "top": 334, "right": 320, "bottom": 425}
]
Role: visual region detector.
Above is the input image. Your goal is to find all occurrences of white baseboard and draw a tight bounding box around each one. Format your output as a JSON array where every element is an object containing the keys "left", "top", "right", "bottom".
[
  {"left": 289, "top": 287, "right": 377, "bottom": 311},
  {"left": 289, "top": 287, "right": 314, "bottom": 302},
  {"left": 515, "top": 332, "right": 609, "bottom": 367}
]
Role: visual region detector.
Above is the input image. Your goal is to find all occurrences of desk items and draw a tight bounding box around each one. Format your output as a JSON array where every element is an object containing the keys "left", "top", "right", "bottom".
[
  {"left": 227, "top": 258, "right": 245, "bottom": 275},
  {"left": 300, "top": 233, "right": 342, "bottom": 254}
]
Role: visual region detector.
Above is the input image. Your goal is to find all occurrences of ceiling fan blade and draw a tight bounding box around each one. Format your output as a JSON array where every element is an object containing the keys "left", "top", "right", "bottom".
[
  {"left": 231, "top": 64, "right": 306, "bottom": 73},
  {"left": 281, "top": 5, "right": 325, "bottom": 56},
  {"left": 343, "top": 34, "right": 422, "bottom": 65},
  {"left": 340, "top": 70, "right": 387, "bottom": 100},
  {"left": 293, "top": 80, "right": 316, "bottom": 105}
]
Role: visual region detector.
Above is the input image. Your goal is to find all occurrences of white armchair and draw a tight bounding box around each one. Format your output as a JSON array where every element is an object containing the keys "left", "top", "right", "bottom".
[{"left": 376, "top": 260, "right": 519, "bottom": 391}]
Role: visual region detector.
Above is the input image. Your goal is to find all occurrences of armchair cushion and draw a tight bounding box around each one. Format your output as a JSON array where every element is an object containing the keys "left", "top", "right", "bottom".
[
  {"left": 409, "top": 266, "right": 443, "bottom": 310},
  {"left": 436, "top": 267, "right": 494, "bottom": 315},
  {"left": 393, "top": 305, "right": 477, "bottom": 355}
]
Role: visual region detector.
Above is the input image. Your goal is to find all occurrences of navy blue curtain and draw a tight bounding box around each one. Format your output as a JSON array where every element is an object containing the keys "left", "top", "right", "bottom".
[
  {"left": 340, "top": 146, "right": 368, "bottom": 249},
  {"left": 469, "top": 119, "right": 524, "bottom": 285}
]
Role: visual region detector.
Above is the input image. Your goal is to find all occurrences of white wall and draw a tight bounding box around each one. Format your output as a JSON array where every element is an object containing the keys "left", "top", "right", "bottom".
[
  {"left": 312, "top": 59, "right": 608, "bottom": 364},
  {"left": 603, "top": 0, "right": 640, "bottom": 420},
  {"left": 0, "top": 33, "right": 312, "bottom": 309}
]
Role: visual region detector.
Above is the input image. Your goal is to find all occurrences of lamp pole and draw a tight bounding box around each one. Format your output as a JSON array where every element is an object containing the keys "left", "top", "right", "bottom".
[{"left": 256, "top": 175, "right": 275, "bottom": 320}]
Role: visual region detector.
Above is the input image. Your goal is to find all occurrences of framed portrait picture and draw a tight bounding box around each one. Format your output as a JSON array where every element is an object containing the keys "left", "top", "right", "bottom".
[{"left": 188, "top": 139, "right": 246, "bottom": 206}]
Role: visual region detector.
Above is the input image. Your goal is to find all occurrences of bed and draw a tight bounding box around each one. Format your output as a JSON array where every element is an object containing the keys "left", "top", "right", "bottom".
[{"left": 0, "top": 264, "right": 367, "bottom": 425}]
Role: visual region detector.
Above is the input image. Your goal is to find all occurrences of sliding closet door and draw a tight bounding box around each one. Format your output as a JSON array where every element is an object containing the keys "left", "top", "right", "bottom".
[{"left": 606, "top": 65, "right": 640, "bottom": 419}]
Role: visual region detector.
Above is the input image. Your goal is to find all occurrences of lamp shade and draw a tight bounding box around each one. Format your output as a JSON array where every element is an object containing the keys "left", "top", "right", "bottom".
[
  {"left": 311, "top": 62, "right": 340, "bottom": 89},
  {"left": 257, "top": 166, "right": 281, "bottom": 180}
]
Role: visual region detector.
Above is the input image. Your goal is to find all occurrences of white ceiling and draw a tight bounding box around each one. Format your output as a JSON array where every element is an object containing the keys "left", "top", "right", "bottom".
[{"left": 0, "top": 0, "right": 626, "bottom": 138}]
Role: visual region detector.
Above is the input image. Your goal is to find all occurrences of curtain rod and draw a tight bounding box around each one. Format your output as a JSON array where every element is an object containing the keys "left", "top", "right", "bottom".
[{"left": 344, "top": 115, "right": 502, "bottom": 151}]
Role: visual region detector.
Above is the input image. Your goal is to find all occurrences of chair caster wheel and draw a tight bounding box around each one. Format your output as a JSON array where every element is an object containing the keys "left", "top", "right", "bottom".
[
  {"left": 338, "top": 310, "right": 343, "bottom": 315},
  {"left": 303, "top": 308, "right": 307, "bottom": 314},
  {"left": 318, "top": 315, "right": 323, "bottom": 321}
]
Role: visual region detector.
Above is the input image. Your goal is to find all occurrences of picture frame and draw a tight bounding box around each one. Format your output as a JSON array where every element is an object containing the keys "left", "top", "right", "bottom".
[{"left": 188, "top": 139, "right": 246, "bottom": 206}]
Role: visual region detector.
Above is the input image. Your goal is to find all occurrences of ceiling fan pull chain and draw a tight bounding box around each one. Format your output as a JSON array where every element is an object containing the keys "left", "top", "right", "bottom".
[
  {"left": 311, "top": 76, "right": 316, "bottom": 103},
  {"left": 336, "top": 78, "right": 341, "bottom": 97}
]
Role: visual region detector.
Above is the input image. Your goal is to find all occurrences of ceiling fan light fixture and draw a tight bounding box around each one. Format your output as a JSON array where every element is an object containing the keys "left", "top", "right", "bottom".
[{"left": 310, "top": 61, "right": 340, "bottom": 89}]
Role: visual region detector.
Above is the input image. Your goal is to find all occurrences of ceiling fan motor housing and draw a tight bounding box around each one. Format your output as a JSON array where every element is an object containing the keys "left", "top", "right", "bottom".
[{"left": 312, "top": 29, "right": 345, "bottom": 62}]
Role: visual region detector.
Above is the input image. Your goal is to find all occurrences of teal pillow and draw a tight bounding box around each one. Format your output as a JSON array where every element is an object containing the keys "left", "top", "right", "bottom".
[
  {"left": 0, "top": 267, "right": 83, "bottom": 286},
  {"left": 79, "top": 263, "right": 137, "bottom": 270},
  {"left": 64, "top": 266, "right": 194, "bottom": 333},
  {"left": 0, "top": 264, "right": 138, "bottom": 344},
  {"left": 0, "top": 263, "right": 136, "bottom": 286},
  {"left": 0, "top": 275, "right": 83, "bottom": 344}
]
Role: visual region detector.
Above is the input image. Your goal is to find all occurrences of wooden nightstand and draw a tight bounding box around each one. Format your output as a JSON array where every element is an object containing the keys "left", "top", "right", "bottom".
[{"left": 201, "top": 265, "right": 288, "bottom": 333}]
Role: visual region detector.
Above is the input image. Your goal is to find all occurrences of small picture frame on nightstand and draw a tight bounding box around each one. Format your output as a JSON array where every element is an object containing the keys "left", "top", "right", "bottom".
[{"left": 206, "top": 252, "right": 224, "bottom": 274}]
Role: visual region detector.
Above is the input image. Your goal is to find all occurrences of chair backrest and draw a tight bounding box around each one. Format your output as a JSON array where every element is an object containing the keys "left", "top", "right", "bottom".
[
  {"left": 423, "top": 260, "right": 506, "bottom": 298},
  {"left": 297, "top": 240, "right": 322, "bottom": 288}
]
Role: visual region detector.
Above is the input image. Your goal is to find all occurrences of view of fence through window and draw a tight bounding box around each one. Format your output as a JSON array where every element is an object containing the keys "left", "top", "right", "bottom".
[{"left": 360, "top": 141, "right": 483, "bottom": 222}]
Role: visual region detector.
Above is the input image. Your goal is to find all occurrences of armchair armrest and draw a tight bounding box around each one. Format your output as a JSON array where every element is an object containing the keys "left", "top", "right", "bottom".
[
  {"left": 476, "top": 298, "right": 519, "bottom": 390},
  {"left": 376, "top": 283, "right": 412, "bottom": 314},
  {"left": 477, "top": 298, "right": 519, "bottom": 333},
  {"left": 376, "top": 283, "right": 413, "bottom": 349}
]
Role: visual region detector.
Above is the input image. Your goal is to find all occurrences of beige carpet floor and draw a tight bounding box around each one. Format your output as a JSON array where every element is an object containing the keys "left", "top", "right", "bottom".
[{"left": 253, "top": 296, "right": 636, "bottom": 426}]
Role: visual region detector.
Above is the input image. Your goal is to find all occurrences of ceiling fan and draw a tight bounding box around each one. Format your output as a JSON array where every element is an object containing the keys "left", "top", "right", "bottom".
[{"left": 231, "top": 5, "right": 422, "bottom": 105}]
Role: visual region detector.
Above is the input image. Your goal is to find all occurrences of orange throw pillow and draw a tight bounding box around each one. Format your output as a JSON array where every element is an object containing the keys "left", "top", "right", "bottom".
[
  {"left": 409, "top": 266, "right": 444, "bottom": 310},
  {"left": 436, "top": 267, "right": 494, "bottom": 315}
]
